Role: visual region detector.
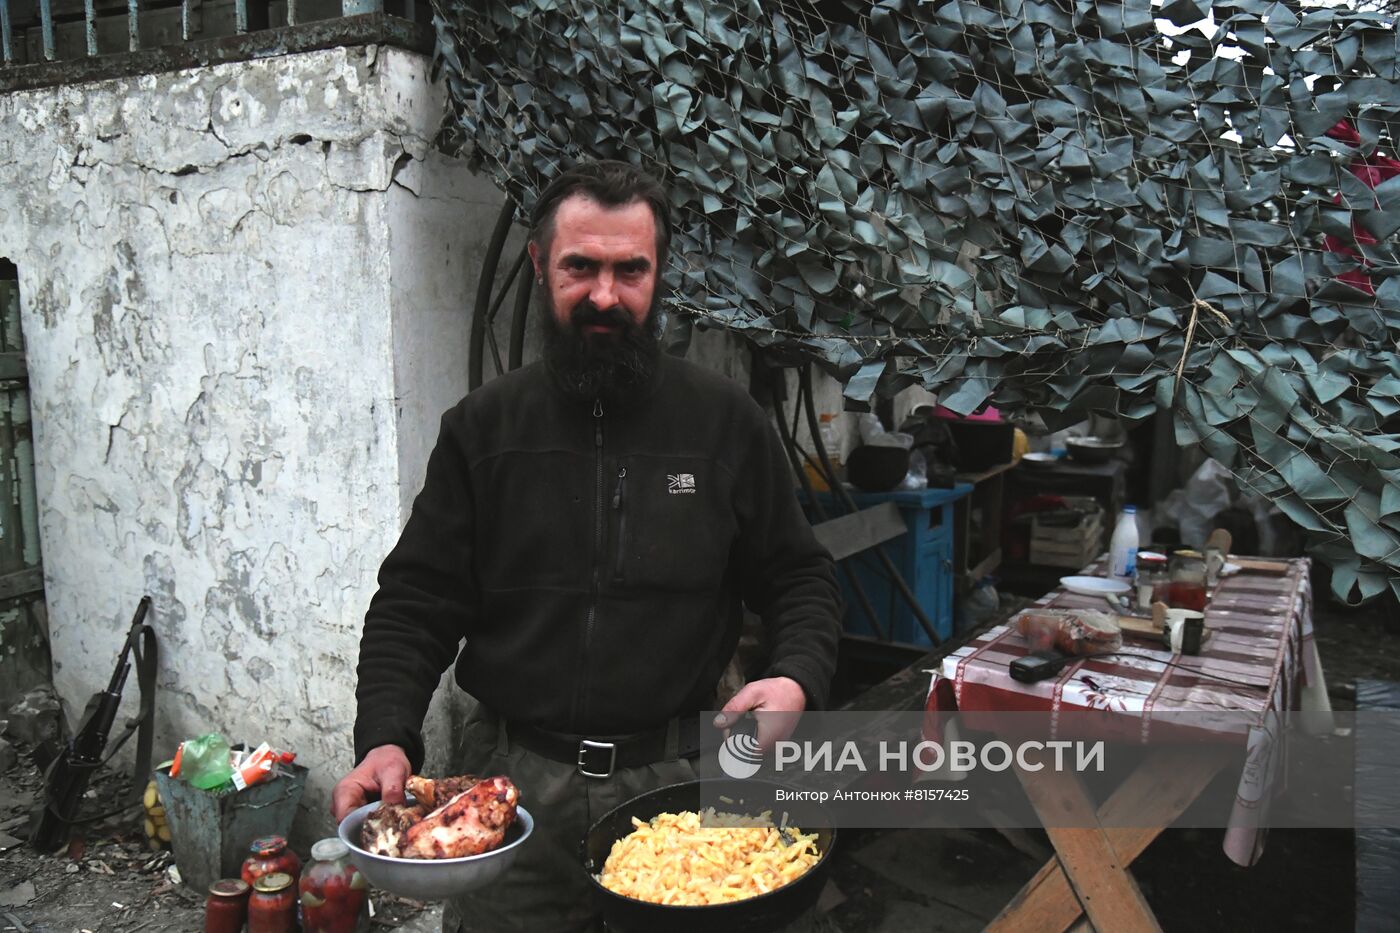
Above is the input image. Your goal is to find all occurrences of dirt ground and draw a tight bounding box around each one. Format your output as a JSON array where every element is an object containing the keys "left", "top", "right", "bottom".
[
  {"left": 2, "top": 580, "right": 1395, "bottom": 932},
  {"left": 0, "top": 754, "right": 433, "bottom": 932}
]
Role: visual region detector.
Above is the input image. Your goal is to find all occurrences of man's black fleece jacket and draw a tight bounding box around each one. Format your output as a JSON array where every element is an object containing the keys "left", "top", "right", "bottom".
[{"left": 354, "top": 355, "right": 842, "bottom": 769}]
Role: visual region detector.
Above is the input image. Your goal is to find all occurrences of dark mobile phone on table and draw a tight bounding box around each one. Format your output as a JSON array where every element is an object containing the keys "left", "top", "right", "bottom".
[{"left": 1009, "top": 650, "right": 1074, "bottom": 683}]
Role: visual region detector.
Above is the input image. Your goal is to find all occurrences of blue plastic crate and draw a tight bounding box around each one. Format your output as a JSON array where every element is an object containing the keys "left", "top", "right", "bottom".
[{"left": 807, "top": 485, "right": 972, "bottom": 646}]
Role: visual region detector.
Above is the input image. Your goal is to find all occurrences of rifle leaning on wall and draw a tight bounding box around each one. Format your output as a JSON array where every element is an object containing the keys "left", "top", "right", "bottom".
[{"left": 29, "top": 596, "right": 158, "bottom": 852}]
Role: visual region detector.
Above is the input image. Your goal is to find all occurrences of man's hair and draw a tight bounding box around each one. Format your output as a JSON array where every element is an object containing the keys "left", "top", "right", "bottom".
[{"left": 529, "top": 160, "right": 672, "bottom": 264}]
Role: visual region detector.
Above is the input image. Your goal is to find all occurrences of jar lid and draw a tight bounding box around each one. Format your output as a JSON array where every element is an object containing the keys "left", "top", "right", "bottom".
[
  {"left": 1175, "top": 549, "right": 1203, "bottom": 559},
  {"left": 253, "top": 872, "right": 293, "bottom": 894},
  {"left": 1137, "top": 551, "right": 1168, "bottom": 565},
  {"left": 249, "top": 835, "right": 287, "bottom": 856},
  {"left": 311, "top": 838, "right": 350, "bottom": 862},
  {"left": 209, "top": 878, "right": 250, "bottom": 898}
]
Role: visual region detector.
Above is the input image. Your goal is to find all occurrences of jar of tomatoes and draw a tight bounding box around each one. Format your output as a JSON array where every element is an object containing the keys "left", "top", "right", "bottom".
[
  {"left": 300, "top": 837, "right": 370, "bottom": 933},
  {"left": 1167, "top": 549, "right": 1208, "bottom": 612},
  {"left": 242, "top": 835, "right": 302, "bottom": 890},
  {"left": 204, "top": 878, "right": 249, "bottom": 933},
  {"left": 248, "top": 872, "right": 297, "bottom": 933}
]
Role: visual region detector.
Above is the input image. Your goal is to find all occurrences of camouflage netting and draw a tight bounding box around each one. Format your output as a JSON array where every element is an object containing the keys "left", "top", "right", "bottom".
[{"left": 429, "top": 0, "right": 1400, "bottom": 603}]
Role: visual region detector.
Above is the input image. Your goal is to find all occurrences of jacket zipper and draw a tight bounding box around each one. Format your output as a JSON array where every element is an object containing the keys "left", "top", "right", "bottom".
[
  {"left": 612, "top": 466, "right": 627, "bottom": 584},
  {"left": 576, "top": 397, "right": 604, "bottom": 730}
]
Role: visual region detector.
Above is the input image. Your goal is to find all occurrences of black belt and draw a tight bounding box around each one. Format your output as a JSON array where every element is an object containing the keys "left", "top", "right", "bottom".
[{"left": 504, "top": 717, "right": 702, "bottom": 779}]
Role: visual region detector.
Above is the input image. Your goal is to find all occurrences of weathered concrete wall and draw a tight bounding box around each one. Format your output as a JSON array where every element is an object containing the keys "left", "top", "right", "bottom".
[
  {"left": 0, "top": 37, "right": 859, "bottom": 844},
  {"left": 0, "top": 44, "right": 496, "bottom": 836}
]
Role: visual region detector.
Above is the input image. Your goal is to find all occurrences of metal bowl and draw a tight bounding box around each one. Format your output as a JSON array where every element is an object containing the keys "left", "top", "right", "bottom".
[
  {"left": 1065, "top": 436, "right": 1124, "bottom": 464},
  {"left": 337, "top": 798, "right": 533, "bottom": 900}
]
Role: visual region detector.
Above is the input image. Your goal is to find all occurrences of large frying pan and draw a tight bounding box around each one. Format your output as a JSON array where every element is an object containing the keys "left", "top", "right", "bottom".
[{"left": 581, "top": 778, "right": 838, "bottom": 933}]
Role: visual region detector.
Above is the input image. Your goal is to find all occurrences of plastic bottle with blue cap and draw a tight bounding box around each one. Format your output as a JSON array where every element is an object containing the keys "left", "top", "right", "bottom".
[{"left": 1109, "top": 505, "right": 1139, "bottom": 581}]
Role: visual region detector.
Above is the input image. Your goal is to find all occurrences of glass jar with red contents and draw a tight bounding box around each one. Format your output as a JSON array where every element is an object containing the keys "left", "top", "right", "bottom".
[
  {"left": 242, "top": 835, "right": 302, "bottom": 890},
  {"left": 300, "top": 837, "right": 370, "bottom": 933},
  {"left": 204, "top": 878, "right": 249, "bottom": 933},
  {"left": 1167, "top": 550, "right": 1208, "bottom": 611},
  {"left": 249, "top": 872, "right": 297, "bottom": 933}
]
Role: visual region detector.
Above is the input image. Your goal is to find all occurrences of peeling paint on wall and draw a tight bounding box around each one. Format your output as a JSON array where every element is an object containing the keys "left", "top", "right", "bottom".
[{"left": 0, "top": 45, "right": 494, "bottom": 837}]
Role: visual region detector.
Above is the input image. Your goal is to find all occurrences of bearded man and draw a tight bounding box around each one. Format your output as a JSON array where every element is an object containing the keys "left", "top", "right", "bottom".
[{"left": 333, "top": 161, "right": 841, "bottom": 933}]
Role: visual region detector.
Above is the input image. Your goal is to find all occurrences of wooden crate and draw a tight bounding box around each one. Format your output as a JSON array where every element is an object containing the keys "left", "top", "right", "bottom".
[{"left": 1030, "top": 500, "right": 1104, "bottom": 569}]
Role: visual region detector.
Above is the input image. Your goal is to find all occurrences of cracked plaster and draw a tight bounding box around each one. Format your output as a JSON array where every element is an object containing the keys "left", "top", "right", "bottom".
[{"left": 0, "top": 44, "right": 498, "bottom": 835}]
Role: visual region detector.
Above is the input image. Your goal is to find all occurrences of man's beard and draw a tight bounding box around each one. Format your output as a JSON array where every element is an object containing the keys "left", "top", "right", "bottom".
[{"left": 541, "top": 286, "right": 663, "bottom": 404}]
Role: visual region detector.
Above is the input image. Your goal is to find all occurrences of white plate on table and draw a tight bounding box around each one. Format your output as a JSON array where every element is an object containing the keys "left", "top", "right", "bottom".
[
  {"left": 1059, "top": 576, "right": 1132, "bottom": 597},
  {"left": 1021, "top": 452, "right": 1059, "bottom": 466}
]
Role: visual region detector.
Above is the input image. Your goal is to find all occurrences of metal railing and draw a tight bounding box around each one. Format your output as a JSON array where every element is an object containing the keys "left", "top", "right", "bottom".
[{"left": 0, "top": 0, "right": 425, "bottom": 73}]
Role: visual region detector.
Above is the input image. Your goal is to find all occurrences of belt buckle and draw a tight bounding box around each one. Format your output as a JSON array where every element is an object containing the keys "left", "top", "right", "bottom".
[{"left": 578, "top": 739, "right": 617, "bottom": 779}]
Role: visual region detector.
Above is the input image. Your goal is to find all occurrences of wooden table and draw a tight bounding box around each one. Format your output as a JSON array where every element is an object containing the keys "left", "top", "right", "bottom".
[{"left": 923, "top": 556, "right": 1331, "bottom": 932}]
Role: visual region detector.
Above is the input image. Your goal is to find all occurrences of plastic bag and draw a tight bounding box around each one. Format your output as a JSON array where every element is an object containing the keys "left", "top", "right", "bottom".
[
  {"left": 1015, "top": 609, "right": 1122, "bottom": 657},
  {"left": 896, "top": 412, "right": 959, "bottom": 487},
  {"left": 173, "top": 732, "right": 234, "bottom": 790},
  {"left": 1155, "top": 459, "right": 1235, "bottom": 548},
  {"left": 959, "top": 580, "right": 1001, "bottom": 626},
  {"left": 857, "top": 413, "right": 913, "bottom": 449},
  {"left": 897, "top": 448, "right": 928, "bottom": 490}
]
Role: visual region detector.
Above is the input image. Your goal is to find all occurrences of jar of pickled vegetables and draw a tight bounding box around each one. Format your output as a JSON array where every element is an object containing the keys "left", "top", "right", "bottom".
[
  {"left": 204, "top": 878, "right": 249, "bottom": 933},
  {"left": 300, "top": 837, "right": 370, "bottom": 933},
  {"left": 241, "top": 835, "right": 302, "bottom": 890},
  {"left": 1167, "top": 549, "right": 1208, "bottom": 612},
  {"left": 248, "top": 872, "right": 297, "bottom": 933}
]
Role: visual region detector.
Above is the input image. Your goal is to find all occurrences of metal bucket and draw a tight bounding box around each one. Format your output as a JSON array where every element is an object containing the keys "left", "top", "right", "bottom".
[{"left": 154, "top": 763, "right": 308, "bottom": 892}]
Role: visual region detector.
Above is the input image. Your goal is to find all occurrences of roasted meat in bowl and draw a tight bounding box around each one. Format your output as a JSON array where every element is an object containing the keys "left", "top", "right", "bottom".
[
  {"left": 338, "top": 773, "right": 533, "bottom": 900},
  {"left": 361, "top": 775, "right": 519, "bottom": 859}
]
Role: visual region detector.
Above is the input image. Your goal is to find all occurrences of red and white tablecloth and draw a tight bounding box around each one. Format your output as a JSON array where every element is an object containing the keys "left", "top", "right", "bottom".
[{"left": 924, "top": 556, "right": 1332, "bottom": 866}]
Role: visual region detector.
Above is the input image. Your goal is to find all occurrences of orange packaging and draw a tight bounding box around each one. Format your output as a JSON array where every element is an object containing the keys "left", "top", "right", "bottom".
[{"left": 231, "top": 743, "right": 295, "bottom": 791}]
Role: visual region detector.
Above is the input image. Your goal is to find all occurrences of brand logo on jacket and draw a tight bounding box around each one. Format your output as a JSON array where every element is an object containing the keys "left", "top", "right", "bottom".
[{"left": 667, "top": 474, "right": 696, "bottom": 494}]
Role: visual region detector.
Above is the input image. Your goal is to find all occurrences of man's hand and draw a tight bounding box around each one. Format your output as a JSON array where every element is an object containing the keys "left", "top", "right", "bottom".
[
  {"left": 713, "top": 676, "right": 807, "bottom": 751},
  {"left": 331, "top": 745, "right": 411, "bottom": 822}
]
